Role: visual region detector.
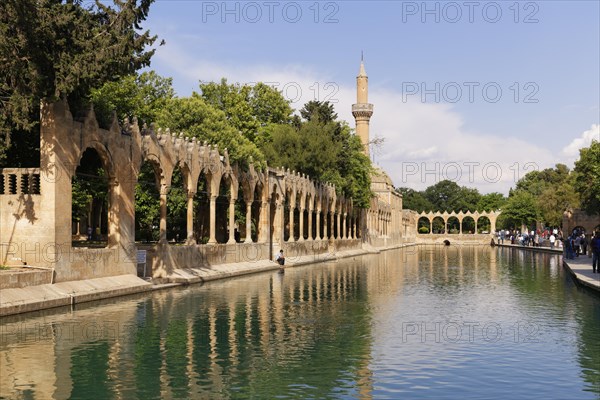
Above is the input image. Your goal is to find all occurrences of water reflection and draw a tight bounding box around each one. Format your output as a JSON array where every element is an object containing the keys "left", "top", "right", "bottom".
[{"left": 0, "top": 245, "right": 598, "bottom": 399}]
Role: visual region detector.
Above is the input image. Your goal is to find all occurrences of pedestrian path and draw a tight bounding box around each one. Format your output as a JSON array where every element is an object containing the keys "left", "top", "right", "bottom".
[{"left": 563, "top": 256, "right": 600, "bottom": 292}]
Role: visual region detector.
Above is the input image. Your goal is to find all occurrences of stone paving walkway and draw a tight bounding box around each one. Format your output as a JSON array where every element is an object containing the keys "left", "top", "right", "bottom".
[
  {"left": 562, "top": 256, "right": 600, "bottom": 292},
  {"left": 0, "top": 274, "right": 153, "bottom": 316}
]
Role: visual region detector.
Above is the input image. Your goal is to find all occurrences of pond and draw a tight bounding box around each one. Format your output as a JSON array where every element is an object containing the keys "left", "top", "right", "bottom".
[{"left": 1, "top": 245, "right": 598, "bottom": 399}]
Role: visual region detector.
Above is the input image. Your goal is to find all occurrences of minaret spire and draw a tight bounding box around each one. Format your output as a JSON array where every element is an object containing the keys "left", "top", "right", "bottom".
[{"left": 352, "top": 55, "right": 373, "bottom": 156}]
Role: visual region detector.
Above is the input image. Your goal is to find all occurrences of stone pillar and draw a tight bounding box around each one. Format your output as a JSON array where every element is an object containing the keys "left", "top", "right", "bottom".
[
  {"left": 258, "top": 200, "right": 269, "bottom": 243},
  {"left": 275, "top": 199, "right": 284, "bottom": 245},
  {"left": 245, "top": 201, "right": 253, "bottom": 243},
  {"left": 288, "top": 198, "right": 295, "bottom": 242},
  {"left": 208, "top": 195, "right": 217, "bottom": 244},
  {"left": 159, "top": 184, "right": 169, "bottom": 244},
  {"left": 459, "top": 218, "right": 463, "bottom": 234},
  {"left": 315, "top": 209, "right": 321, "bottom": 240},
  {"left": 107, "top": 178, "right": 120, "bottom": 247},
  {"left": 328, "top": 211, "right": 333, "bottom": 239},
  {"left": 186, "top": 190, "right": 196, "bottom": 244},
  {"left": 336, "top": 211, "right": 341, "bottom": 239},
  {"left": 429, "top": 219, "right": 433, "bottom": 235},
  {"left": 475, "top": 219, "right": 478, "bottom": 234},
  {"left": 342, "top": 213, "right": 347, "bottom": 239},
  {"left": 228, "top": 197, "right": 236, "bottom": 244},
  {"left": 298, "top": 206, "right": 305, "bottom": 241},
  {"left": 308, "top": 207, "right": 313, "bottom": 241}
]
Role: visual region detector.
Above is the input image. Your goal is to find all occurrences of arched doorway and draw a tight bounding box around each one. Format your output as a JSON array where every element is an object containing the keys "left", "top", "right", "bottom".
[
  {"left": 194, "top": 171, "right": 211, "bottom": 244},
  {"left": 432, "top": 216, "right": 445, "bottom": 234},
  {"left": 462, "top": 216, "right": 475, "bottom": 234},
  {"left": 72, "top": 148, "right": 110, "bottom": 247},
  {"left": 447, "top": 216, "right": 460, "bottom": 234},
  {"left": 134, "top": 160, "right": 161, "bottom": 243},
  {"left": 166, "top": 166, "right": 187, "bottom": 243},
  {"left": 418, "top": 216, "right": 430, "bottom": 234},
  {"left": 477, "top": 216, "right": 491, "bottom": 234}
]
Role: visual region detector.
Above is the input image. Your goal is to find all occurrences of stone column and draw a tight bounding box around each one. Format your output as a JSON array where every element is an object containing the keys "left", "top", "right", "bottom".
[
  {"left": 459, "top": 218, "right": 463, "bottom": 234},
  {"left": 159, "top": 184, "right": 169, "bottom": 244},
  {"left": 228, "top": 197, "right": 236, "bottom": 244},
  {"left": 298, "top": 206, "right": 305, "bottom": 242},
  {"left": 275, "top": 199, "right": 284, "bottom": 245},
  {"left": 307, "top": 207, "right": 313, "bottom": 241},
  {"left": 208, "top": 195, "right": 217, "bottom": 244},
  {"left": 315, "top": 209, "right": 321, "bottom": 240},
  {"left": 475, "top": 219, "right": 478, "bottom": 234},
  {"left": 328, "top": 211, "right": 333, "bottom": 239},
  {"left": 288, "top": 198, "right": 295, "bottom": 242},
  {"left": 186, "top": 190, "right": 196, "bottom": 244},
  {"left": 107, "top": 178, "right": 120, "bottom": 247},
  {"left": 336, "top": 211, "right": 341, "bottom": 239},
  {"left": 342, "top": 213, "right": 347, "bottom": 239},
  {"left": 245, "top": 201, "right": 253, "bottom": 243},
  {"left": 258, "top": 200, "right": 269, "bottom": 243},
  {"left": 429, "top": 219, "right": 433, "bottom": 235}
]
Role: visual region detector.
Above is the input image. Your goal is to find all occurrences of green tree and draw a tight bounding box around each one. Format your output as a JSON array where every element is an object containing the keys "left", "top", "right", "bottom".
[
  {"left": 512, "top": 163, "right": 579, "bottom": 225},
  {"left": 260, "top": 105, "right": 373, "bottom": 207},
  {"left": 155, "top": 94, "right": 265, "bottom": 168},
  {"left": 573, "top": 140, "right": 600, "bottom": 215},
  {"left": 477, "top": 192, "right": 506, "bottom": 212},
  {"left": 396, "top": 187, "right": 434, "bottom": 212},
  {"left": 0, "top": 0, "right": 158, "bottom": 165},
  {"left": 300, "top": 100, "right": 338, "bottom": 124},
  {"left": 199, "top": 79, "right": 292, "bottom": 144},
  {"left": 500, "top": 190, "right": 540, "bottom": 229},
  {"left": 90, "top": 71, "right": 174, "bottom": 128},
  {"left": 423, "top": 180, "right": 481, "bottom": 212},
  {"left": 538, "top": 177, "right": 580, "bottom": 226}
]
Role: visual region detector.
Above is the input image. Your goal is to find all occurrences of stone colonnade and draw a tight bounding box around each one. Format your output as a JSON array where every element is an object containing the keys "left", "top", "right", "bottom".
[
  {"left": 0, "top": 100, "right": 362, "bottom": 281},
  {"left": 141, "top": 126, "right": 361, "bottom": 247},
  {"left": 417, "top": 211, "right": 501, "bottom": 234}
]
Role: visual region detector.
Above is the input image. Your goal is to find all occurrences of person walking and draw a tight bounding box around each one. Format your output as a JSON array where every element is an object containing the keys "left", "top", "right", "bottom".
[
  {"left": 580, "top": 234, "right": 588, "bottom": 256},
  {"left": 591, "top": 232, "right": 600, "bottom": 273}
]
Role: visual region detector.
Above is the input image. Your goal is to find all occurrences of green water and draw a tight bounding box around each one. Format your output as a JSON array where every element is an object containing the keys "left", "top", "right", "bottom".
[{"left": 1, "top": 245, "right": 599, "bottom": 399}]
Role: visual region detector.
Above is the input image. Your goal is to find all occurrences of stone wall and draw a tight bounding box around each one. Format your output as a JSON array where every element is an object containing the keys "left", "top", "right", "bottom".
[{"left": 562, "top": 209, "right": 600, "bottom": 235}]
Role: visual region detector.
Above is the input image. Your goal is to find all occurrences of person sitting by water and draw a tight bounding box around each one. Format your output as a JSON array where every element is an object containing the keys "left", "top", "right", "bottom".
[{"left": 276, "top": 250, "right": 285, "bottom": 266}]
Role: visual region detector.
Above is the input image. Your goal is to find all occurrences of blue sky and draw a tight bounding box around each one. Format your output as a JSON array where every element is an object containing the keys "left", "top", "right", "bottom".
[{"left": 142, "top": 0, "right": 600, "bottom": 194}]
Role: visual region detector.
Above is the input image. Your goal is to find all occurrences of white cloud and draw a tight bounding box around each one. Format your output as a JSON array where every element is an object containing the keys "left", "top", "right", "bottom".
[
  {"left": 152, "top": 44, "right": 579, "bottom": 195},
  {"left": 561, "top": 124, "right": 600, "bottom": 164}
]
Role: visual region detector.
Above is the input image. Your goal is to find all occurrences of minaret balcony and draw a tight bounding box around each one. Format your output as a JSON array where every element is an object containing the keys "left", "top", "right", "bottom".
[{"left": 352, "top": 103, "right": 373, "bottom": 117}]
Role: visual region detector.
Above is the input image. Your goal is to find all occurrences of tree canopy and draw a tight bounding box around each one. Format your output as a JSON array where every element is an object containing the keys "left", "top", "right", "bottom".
[
  {"left": 0, "top": 0, "right": 158, "bottom": 164},
  {"left": 155, "top": 93, "right": 266, "bottom": 168},
  {"left": 573, "top": 140, "right": 600, "bottom": 215},
  {"left": 199, "top": 79, "right": 293, "bottom": 145},
  {"left": 260, "top": 103, "right": 373, "bottom": 207}
]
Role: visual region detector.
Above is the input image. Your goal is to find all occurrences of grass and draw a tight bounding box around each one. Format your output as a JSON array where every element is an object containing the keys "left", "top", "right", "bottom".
[{"left": 0, "top": 265, "right": 11, "bottom": 270}]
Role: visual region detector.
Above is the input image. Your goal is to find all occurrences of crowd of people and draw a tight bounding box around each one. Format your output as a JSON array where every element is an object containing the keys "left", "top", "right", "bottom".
[
  {"left": 496, "top": 226, "right": 600, "bottom": 273},
  {"left": 497, "top": 228, "right": 563, "bottom": 248}
]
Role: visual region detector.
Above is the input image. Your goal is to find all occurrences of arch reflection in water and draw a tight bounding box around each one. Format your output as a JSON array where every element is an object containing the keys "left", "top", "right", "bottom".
[{"left": 0, "top": 245, "right": 598, "bottom": 399}]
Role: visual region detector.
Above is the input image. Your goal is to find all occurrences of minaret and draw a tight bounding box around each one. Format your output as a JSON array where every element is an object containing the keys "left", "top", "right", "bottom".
[{"left": 352, "top": 55, "right": 374, "bottom": 156}]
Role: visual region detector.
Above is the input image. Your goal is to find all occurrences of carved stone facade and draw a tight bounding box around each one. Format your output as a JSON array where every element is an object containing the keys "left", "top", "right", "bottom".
[{"left": 0, "top": 99, "right": 364, "bottom": 281}]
